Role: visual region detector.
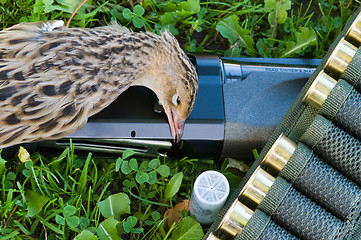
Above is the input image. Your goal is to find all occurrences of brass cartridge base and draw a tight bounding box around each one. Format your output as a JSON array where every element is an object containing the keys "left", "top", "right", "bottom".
[
  {"left": 217, "top": 200, "right": 254, "bottom": 237},
  {"left": 303, "top": 71, "right": 337, "bottom": 109},
  {"left": 239, "top": 166, "right": 275, "bottom": 207},
  {"left": 346, "top": 12, "right": 361, "bottom": 46},
  {"left": 324, "top": 39, "right": 357, "bottom": 77},
  {"left": 261, "top": 133, "right": 297, "bottom": 176}
]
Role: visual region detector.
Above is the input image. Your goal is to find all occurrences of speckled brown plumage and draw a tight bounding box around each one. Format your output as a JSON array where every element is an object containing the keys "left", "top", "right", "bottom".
[{"left": 0, "top": 20, "right": 198, "bottom": 148}]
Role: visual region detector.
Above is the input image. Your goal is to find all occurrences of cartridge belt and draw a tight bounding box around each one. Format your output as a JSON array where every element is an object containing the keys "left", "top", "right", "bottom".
[{"left": 205, "top": 4, "right": 361, "bottom": 240}]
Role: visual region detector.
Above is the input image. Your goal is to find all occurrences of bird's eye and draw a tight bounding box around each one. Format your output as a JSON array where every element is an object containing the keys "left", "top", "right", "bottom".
[{"left": 172, "top": 94, "right": 181, "bottom": 106}]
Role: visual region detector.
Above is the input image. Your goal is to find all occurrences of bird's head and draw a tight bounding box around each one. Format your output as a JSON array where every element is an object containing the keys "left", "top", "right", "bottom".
[
  {"left": 133, "top": 30, "right": 198, "bottom": 143},
  {"left": 159, "top": 70, "right": 197, "bottom": 143}
]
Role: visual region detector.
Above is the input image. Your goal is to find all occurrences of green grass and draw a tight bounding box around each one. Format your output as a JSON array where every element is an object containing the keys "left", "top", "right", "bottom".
[
  {"left": 0, "top": 0, "right": 361, "bottom": 239},
  {"left": 0, "top": 0, "right": 359, "bottom": 58},
  {"left": 0, "top": 145, "right": 243, "bottom": 239},
  {"left": 1, "top": 146, "right": 234, "bottom": 239}
]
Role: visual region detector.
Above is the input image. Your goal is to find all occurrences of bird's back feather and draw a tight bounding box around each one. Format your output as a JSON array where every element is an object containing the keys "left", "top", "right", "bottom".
[
  {"left": 0, "top": 20, "right": 198, "bottom": 148},
  {"left": 0, "top": 21, "right": 135, "bottom": 148}
]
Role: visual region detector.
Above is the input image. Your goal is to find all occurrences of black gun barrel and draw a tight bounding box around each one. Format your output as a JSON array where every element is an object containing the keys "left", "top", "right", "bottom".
[{"left": 11, "top": 56, "right": 321, "bottom": 160}]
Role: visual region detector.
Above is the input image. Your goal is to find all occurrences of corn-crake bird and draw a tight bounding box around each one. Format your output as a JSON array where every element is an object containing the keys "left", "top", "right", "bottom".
[{"left": 0, "top": 20, "right": 198, "bottom": 148}]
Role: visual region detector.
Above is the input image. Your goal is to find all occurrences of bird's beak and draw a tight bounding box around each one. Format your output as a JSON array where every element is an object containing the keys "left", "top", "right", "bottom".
[{"left": 165, "top": 106, "right": 185, "bottom": 143}]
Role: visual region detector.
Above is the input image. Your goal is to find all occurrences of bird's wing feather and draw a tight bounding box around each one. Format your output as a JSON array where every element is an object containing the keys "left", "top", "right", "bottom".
[
  {"left": 0, "top": 21, "right": 113, "bottom": 148},
  {"left": 2, "top": 20, "right": 65, "bottom": 32},
  {"left": 98, "top": 21, "right": 131, "bottom": 33}
]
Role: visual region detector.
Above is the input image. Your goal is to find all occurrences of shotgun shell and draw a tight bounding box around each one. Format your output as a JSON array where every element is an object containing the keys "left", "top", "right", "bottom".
[
  {"left": 217, "top": 200, "right": 254, "bottom": 237},
  {"left": 239, "top": 166, "right": 275, "bottom": 206},
  {"left": 303, "top": 71, "right": 337, "bottom": 109},
  {"left": 206, "top": 233, "right": 221, "bottom": 240},
  {"left": 324, "top": 39, "right": 357, "bottom": 77},
  {"left": 261, "top": 133, "right": 297, "bottom": 176},
  {"left": 189, "top": 170, "right": 230, "bottom": 225},
  {"left": 346, "top": 12, "right": 361, "bottom": 46}
]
